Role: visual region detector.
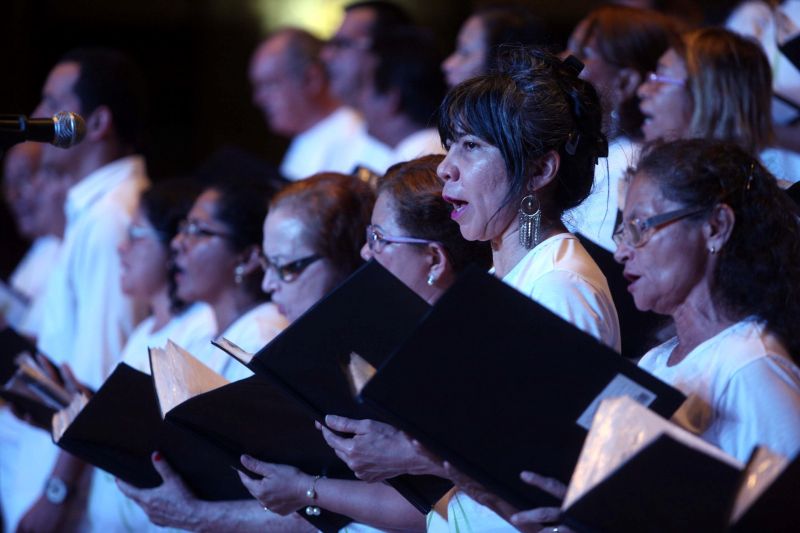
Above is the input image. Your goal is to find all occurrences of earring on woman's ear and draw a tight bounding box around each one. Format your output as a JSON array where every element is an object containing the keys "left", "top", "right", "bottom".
[
  {"left": 518, "top": 194, "right": 541, "bottom": 249},
  {"left": 426, "top": 272, "right": 436, "bottom": 286},
  {"left": 234, "top": 264, "right": 245, "bottom": 284}
]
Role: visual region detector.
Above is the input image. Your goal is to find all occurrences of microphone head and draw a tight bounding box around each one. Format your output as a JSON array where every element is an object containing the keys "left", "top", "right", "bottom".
[{"left": 52, "top": 111, "right": 86, "bottom": 148}]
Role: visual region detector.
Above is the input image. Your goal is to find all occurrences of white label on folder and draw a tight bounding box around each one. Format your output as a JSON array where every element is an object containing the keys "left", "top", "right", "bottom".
[{"left": 576, "top": 374, "right": 657, "bottom": 431}]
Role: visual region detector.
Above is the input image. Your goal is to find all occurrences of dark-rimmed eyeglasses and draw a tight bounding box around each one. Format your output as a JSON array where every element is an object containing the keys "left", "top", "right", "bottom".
[
  {"left": 613, "top": 206, "right": 707, "bottom": 248},
  {"left": 177, "top": 219, "right": 232, "bottom": 240},
  {"left": 646, "top": 71, "right": 686, "bottom": 87},
  {"left": 259, "top": 253, "right": 322, "bottom": 283},
  {"left": 366, "top": 224, "right": 438, "bottom": 254}
]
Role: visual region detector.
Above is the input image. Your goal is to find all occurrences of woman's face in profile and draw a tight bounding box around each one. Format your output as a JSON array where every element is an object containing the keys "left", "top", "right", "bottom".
[
  {"left": 613, "top": 172, "right": 708, "bottom": 316},
  {"left": 119, "top": 207, "right": 169, "bottom": 299},
  {"left": 171, "top": 189, "right": 239, "bottom": 305},
  {"left": 638, "top": 48, "right": 692, "bottom": 142},
  {"left": 261, "top": 205, "right": 341, "bottom": 323},
  {"left": 361, "top": 192, "right": 432, "bottom": 300},
  {"left": 442, "top": 15, "right": 487, "bottom": 88},
  {"left": 438, "top": 133, "right": 513, "bottom": 244}
]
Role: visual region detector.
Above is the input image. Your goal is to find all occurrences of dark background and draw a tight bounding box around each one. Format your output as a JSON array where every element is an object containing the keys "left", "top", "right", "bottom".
[{"left": 0, "top": 0, "right": 737, "bottom": 276}]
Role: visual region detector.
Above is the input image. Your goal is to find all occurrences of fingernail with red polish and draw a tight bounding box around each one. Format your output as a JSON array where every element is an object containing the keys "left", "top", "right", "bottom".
[{"left": 153, "top": 451, "right": 162, "bottom": 461}]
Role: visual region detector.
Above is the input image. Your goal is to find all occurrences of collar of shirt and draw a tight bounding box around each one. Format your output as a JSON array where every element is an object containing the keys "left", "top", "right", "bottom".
[{"left": 65, "top": 155, "right": 147, "bottom": 223}]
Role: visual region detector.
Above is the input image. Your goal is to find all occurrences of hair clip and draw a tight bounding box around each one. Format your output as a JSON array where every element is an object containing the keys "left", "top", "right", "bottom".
[
  {"left": 561, "top": 55, "right": 585, "bottom": 77},
  {"left": 745, "top": 162, "right": 755, "bottom": 191},
  {"left": 565, "top": 131, "right": 580, "bottom": 155}
]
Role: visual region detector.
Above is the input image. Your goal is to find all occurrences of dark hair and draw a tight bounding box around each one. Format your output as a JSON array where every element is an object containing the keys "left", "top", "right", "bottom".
[
  {"left": 59, "top": 47, "right": 147, "bottom": 151},
  {"left": 678, "top": 28, "right": 773, "bottom": 153},
  {"left": 370, "top": 26, "right": 446, "bottom": 127},
  {"left": 577, "top": 5, "right": 680, "bottom": 138},
  {"left": 140, "top": 178, "right": 203, "bottom": 313},
  {"left": 345, "top": 1, "right": 412, "bottom": 32},
  {"left": 636, "top": 139, "right": 800, "bottom": 359},
  {"left": 271, "top": 173, "right": 375, "bottom": 281},
  {"left": 474, "top": 5, "right": 549, "bottom": 72},
  {"left": 205, "top": 175, "right": 276, "bottom": 299},
  {"left": 439, "top": 47, "right": 607, "bottom": 219},
  {"left": 378, "top": 155, "right": 493, "bottom": 272}
]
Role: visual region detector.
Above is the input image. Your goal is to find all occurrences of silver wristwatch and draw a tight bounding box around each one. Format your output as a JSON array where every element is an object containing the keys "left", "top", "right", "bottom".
[{"left": 44, "top": 477, "right": 69, "bottom": 504}]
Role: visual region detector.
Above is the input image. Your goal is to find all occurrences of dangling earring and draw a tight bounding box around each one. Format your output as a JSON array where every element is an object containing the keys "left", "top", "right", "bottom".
[
  {"left": 426, "top": 272, "right": 436, "bottom": 286},
  {"left": 234, "top": 264, "right": 245, "bottom": 284},
  {"left": 518, "top": 194, "right": 541, "bottom": 249}
]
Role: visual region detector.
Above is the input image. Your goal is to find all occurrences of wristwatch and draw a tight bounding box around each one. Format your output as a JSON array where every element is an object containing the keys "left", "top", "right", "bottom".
[{"left": 44, "top": 477, "right": 69, "bottom": 504}]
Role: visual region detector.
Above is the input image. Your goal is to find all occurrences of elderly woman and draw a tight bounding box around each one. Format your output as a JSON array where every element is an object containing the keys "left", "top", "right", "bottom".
[
  {"left": 118, "top": 173, "right": 375, "bottom": 532},
  {"left": 637, "top": 27, "right": 800, "bottom": 185},
  {"left": 485, "top": 138, "right": 800, "bottom": 533},
  {"left": 238, "top": 155, "right": 492, "bottom": 531},
  {"left": 563, "top": 5, "right": 679, "bottom": 248}
]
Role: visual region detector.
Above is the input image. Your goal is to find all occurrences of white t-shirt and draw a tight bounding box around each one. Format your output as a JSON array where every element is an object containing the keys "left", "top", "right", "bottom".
[
  {"left": 281, "top": 107, "right": 373, "bottom": 180},
  {"left": 566, "top": 137, "right": 638, "bottom": 252},
  {"left": 185, "top": 301, "right": 287, "bottom": 382},
  {"left": 431, "top": 233, "right": 621, "bottom": 533},
  {"left": 638, "top": 318, "right": 800, "bottom": 462},
  {"left": 84, "top": 302, "right": 285, "bottom": 532}
]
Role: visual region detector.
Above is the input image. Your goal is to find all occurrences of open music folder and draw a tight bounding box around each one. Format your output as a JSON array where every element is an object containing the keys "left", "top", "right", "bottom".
[{"left": 358, "top": 266, "right": 686, "bottom": 511}]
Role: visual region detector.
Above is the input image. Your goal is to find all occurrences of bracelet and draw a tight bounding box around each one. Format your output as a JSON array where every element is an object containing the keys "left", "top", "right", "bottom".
[{"left": 305, "top": 475, "right": 323, "bottom": 516}]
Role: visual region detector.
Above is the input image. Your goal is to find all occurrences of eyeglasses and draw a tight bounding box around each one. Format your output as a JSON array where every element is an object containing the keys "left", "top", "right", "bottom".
[
  {"left": 613, "top": 206, "right": 707, "bottom": 248},
  {"left": 365, "top": 224, "right": 438, "bottom": 254},
  {"left": 127, "top": 224, "right": 166, "bottom": 243},
  {"left": 260, "top": 253, "right": 322, "bottom": 283},
  {"left": 646, "top": 72, "right": 686, "bottom": 87},
  {"left": 177, "top": 219, "right": 232, "bottom": 240}
]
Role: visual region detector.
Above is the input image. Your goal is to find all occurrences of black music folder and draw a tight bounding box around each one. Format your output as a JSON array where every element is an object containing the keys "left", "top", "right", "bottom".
[
  {"left": 241, "top": 260, "right": 453, "bottom": 514},
  {"left": 149, "top": 341, "right": 352, "bottom": 533},
  {"left": 358, "top": 266, "right": 686, "bottom": 511},
  {"left": 0, "top": 327, "right": 71, "bottom": 428},
  {"left": 561, "top": 397, "right": 742, "bottom": 532},
  {"left": 52, "top": 362, "right": 250, "bottom": 501}
]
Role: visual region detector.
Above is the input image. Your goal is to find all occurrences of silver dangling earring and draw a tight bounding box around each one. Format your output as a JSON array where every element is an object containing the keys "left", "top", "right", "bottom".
[
  {"left": 234, "top": 264, "right": 245, "bottom": 284},
  {"left": 426, "top": 272, "right": 436, "bottom": 286},
  {"left": 518, "top": 194, "right": 541, "bottom": 249}
]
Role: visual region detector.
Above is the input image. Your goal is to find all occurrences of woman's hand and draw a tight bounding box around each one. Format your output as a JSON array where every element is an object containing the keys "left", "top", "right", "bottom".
[
  {"left": 444, "top": 461, "right": 573, "bottom": 533},
  {"left": 116, "top": 451, "right": 201, "bottom": 530},
  {"left": 237, "top": 455, "right": 312, "bottom": 516},
  {"left": 317, "top": 415, "right": 443, "bottom": 481}
]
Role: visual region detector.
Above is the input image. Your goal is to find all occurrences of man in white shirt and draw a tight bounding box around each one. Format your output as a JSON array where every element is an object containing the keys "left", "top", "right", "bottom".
[
  {"left": 3, "top": 48, "right": 150, "bottom": 533},
  {"left": 249, "top": 28, "right": 370, "bottom": 180},
  {"left": 322, "top": 1, "right": 445, "bottom": 171}
]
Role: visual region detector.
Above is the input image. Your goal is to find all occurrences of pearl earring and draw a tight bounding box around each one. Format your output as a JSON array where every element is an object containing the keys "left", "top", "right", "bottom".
[{"left": 426, "top": 273, "right": 436, "bottom": 286}]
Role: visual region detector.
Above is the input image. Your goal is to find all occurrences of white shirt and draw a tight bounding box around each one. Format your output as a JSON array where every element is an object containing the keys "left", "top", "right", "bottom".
[
  {"left": 638, "top": 318, "right": 800, "bottom": 462},
  {"left": 727, "top": 1, "right": 800, "bottom": 125},
  {"left": 502, "top": 233, "right": 621, "bottom": 352},
  {"left": 185, "top": 301, "right": 287, "bottom": 382},
  {"left": 86, "top": 302, "right": 216, "bottom": 533},
  {"left": 120, "top": 302, "right": 217, "bottom": 374},
  {"left": 566, "top": 137, "right": 639, "bottom": 251},
  {"left": 431, "top": 234, "right": 622, "bottom": 533},
  {"left": 281, "top": 107, "right": 391, "bottom": 180},
  {"left": 36, "top": 155, "right": 150, "bottom": 390},
  {"left": 393, "top": 128, "right": 445, "bottom": 163},
  {"left": 9, "top": 235, "right": 62, "bottom": 301},
  {"left": 2, "top": 236, "right": 62, "bottom": 334},
  {"left": 2, "top": 156, "right": 149, "bottom": 532},
  {"left": 761, "top": 146, "right": 800, "bottom": 185}
]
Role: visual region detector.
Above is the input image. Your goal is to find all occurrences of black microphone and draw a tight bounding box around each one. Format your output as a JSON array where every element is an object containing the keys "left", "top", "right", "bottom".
[{"left": 0, "top": 111, "right": 87, "bottom": 149}]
